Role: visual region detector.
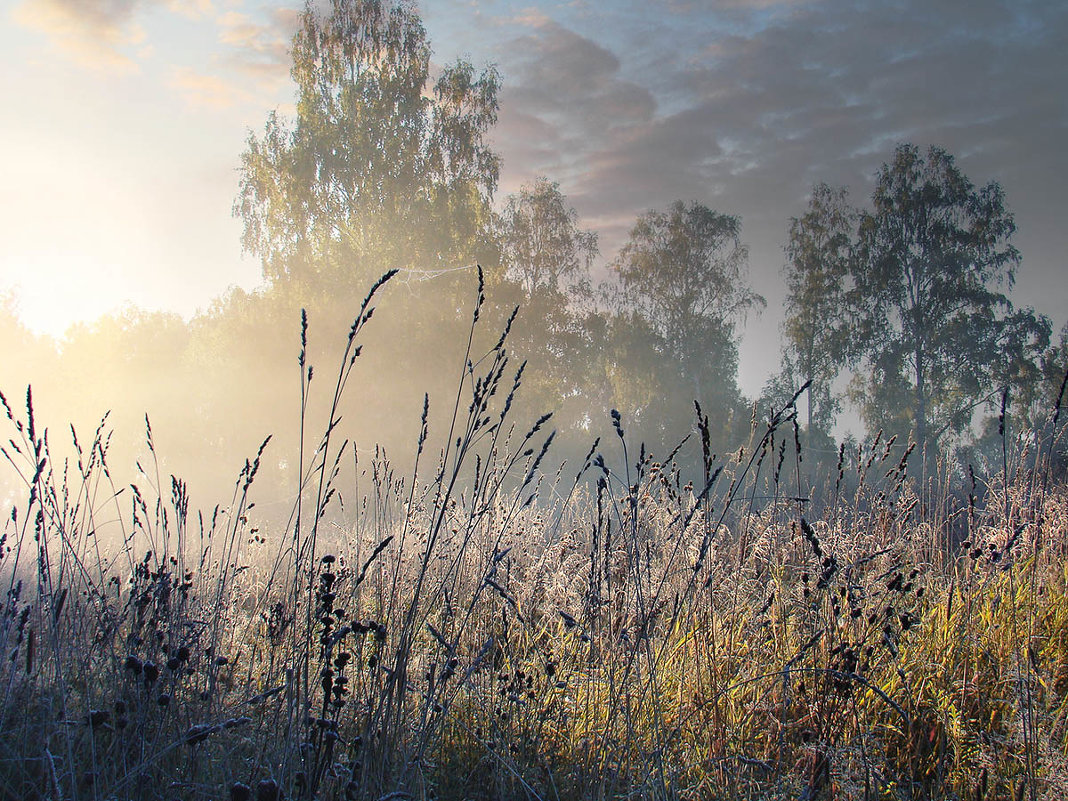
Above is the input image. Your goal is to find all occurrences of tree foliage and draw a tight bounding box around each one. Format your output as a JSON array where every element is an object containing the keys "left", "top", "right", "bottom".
[
  {"left": 225, "top": 0, "right": 509, "bottom": 491},
  {"left": 493, "top": 179, "right": 600, "bottom": 441},
  {"left": 779, "top": 183, "right": 854, "bottom": 437},
  {"left": 498, "top": 177, "right": 597, "bottom": 302},
  {"left": 606, "top": 201, "right": 764, "bottom": 445},
  {"left": 235, "top": 0, "right": 500, "bottom": 293},
  {"left": 849, "top": 144, "right": 1050, "bottom": 460}
]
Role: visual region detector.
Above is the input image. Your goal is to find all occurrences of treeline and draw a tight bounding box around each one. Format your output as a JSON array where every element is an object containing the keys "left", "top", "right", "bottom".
[
  {"left": 1, "top": 0, "right": 1065, "bottom": 512},
  {"left": 763, "top": 155, "right": 1066, "bottom": 486}
]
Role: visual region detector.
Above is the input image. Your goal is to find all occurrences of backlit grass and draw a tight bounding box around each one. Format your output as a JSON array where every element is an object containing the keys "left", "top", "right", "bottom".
[{"left": 1, "top": 274, "right": 1065, "bottom": 800}]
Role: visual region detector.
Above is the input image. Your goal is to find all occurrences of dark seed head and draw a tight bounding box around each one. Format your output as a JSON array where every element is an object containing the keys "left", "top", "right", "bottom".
[
  {"left": 256, "top": 778, "right": 281, "bottom": 801},
  {"left": 185, "top": 723, "right": 212, "bottom": 745}
]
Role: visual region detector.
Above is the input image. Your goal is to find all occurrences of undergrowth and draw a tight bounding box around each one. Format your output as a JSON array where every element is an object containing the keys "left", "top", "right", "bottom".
[{"left": 1, "top": 271, "right": 1066, "bottom": 801}]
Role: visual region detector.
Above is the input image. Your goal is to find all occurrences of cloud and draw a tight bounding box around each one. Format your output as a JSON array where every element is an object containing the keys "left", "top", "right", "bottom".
[
  {"left": 169, "top": 66, "right": 243, "bottom": 109},
  {"left": 479, "top": 0, "right": 1068, "bottom": 393},
  {"left": 216, "top": 7, "right": 299, "bottom": 88},
  {"left": 712, "top": 0, "right": 813, "bottom": 9},
  {"left": 12, "top": 0, "right": 149, "bottom": 72},
  {"left": 492, "top": 15, "right": 656, "bottom": 187},
  {"left": 494, "top": 1, "right": 1067, "bottom": 246},
  {"left": 166, "top": 0, "right": 213, "bottom": 20},
  {"left": 507, "top": 17, "right": 654, "bottom": 124},
  {"left": 164, "top": 6, "right": 300, "bottom": 111},
  {"left": 11, "top": 0, "right": 288, "bottom": 83}
]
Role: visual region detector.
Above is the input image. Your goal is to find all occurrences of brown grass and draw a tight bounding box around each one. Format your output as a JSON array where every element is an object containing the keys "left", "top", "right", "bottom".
[{"left": 0, "top": 273, "right": 1065, "bottom": 800}]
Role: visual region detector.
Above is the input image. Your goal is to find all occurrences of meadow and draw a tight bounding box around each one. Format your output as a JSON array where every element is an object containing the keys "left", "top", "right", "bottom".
[{"left": 1, "top": 274, "right": 1066, "bottom": 801}]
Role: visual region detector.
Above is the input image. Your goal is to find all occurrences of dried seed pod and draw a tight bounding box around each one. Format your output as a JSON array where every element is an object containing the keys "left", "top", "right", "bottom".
[
  {"left": 185, "top": 723, "right": 213, "bottom": 745},
  {"left": 256, "top": 778, "right": 282, "bottom": 801}
]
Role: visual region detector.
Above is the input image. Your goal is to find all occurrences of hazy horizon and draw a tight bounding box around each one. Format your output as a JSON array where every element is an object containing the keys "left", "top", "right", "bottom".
[{"left": 2, "top": 0, "right": 1065, "bottom": 409}]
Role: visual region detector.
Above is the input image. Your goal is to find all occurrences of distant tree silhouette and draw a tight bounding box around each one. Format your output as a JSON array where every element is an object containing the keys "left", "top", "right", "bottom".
[
  {"left": 779, "top": 183, "right": 854, "bottom": 439},
  {"left": 848, "top": 144, "right": 1050, "bottom": 466},
  {"left": 604, "top": 201, "right": 764, "bottom": 450}
]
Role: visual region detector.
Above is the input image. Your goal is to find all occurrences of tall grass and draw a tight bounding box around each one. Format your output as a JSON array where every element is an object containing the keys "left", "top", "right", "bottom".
[{"left": 0, "top": 274, "right": 1066, "bottom": 800}]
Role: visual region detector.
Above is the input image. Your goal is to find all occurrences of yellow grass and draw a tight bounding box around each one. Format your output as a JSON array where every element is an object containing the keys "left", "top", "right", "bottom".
[{"left": 0, "top": 282, "right": 1065, "bottom": 800}]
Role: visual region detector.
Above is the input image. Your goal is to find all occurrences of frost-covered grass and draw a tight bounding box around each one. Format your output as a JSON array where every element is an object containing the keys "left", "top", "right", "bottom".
[{"left": 1, "top": 274, "right": 1065, "bottom": 801}]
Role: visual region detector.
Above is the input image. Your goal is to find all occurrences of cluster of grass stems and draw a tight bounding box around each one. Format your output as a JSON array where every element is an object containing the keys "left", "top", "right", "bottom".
[{"left": 1, "top": 271, "right": 1067, "bottom": 801}]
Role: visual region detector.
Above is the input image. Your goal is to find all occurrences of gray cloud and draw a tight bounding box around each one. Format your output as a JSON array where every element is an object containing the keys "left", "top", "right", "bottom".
[
  {"left": 216, "top": 7, "right": 300, "bottom": 89},
  {"left": 494, "top": 13, "right": 656, "bottom": 186},
  {"left": 12, "top": 0, "right": 153, "bottom": 71},
  {"left": 476, "top": 0, "right": 1068, "bottom": 398}
]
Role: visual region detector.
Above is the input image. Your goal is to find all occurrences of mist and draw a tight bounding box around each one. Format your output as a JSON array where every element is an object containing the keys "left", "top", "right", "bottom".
[
  {"left": 2, "top": 4, "right": 1068, "bottom": 800},
  {"left": 2, "top": 0, "right": 1067, "bottom": 537}
]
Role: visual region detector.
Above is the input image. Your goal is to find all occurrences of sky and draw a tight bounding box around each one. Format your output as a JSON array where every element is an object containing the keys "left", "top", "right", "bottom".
[{"left": 1, "top": 0, "right": 1065, "bottom": 400}]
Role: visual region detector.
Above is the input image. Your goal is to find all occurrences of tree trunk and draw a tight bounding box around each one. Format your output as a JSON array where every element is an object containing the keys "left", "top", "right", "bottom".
[{"left": 915, "top": 342, "right": 928, "bottom": 471}]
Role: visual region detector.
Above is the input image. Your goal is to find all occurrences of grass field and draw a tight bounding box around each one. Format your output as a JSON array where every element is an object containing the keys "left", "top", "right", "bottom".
[{"left": 1, "top": 277, "right": 1066, "bottom": 800}]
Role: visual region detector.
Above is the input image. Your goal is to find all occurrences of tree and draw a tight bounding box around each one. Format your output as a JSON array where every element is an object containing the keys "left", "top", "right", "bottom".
[
  {"left": 606, "top": 201, "right": 764, "bottom": 445},
  {"left": 850, "top": 144, "right": 1050, "bottom": 464},
  {"left": 779, "top": 183, "right": 854, "bottom": 437},
  {"left": 234, "top": 0, "right": 501, "bottom": 294},
  {"left": 228, "top": 0, "right": 511, "bottom": 492},
  {"left": 1038, "top": 324, "right": 1068, "bottom": 476},
  {"left": 1040, "top": 324, "right": 1068, "bottom": 414},
  {"left": 498, "top": 177, "right": 597, "bottom": 302},
  {"left": 493, "top": 178, "right": 600, "bottom": 440}
]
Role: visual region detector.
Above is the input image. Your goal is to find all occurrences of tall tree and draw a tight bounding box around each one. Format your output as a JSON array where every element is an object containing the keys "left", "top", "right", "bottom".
[
  {"left": 1040, "top": 324, "right": 1068, "bottom": 414},
  {"left": 1040, "top": 324, "right": 1068, "bottom": 475},
  {"left": 498, "top": 177, "right": 597, "bottom": 302},
  {"left": 850, "top": 144, "right": 1049, "bottom": 463},
  {"left": 780, "top": 183, "right": 854, "bottom": 437},
  {"left": 494, "top": 178, "right": 600, "bottom": 439},
  {"left": 229, "top": 0, "right": 507, "bottom": 487},
  {"left": 607, "top": 201, "right": 764, "bottom": 444},
  {"left": 234, "top": 0, "right": 500, "bottom": 294}
]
